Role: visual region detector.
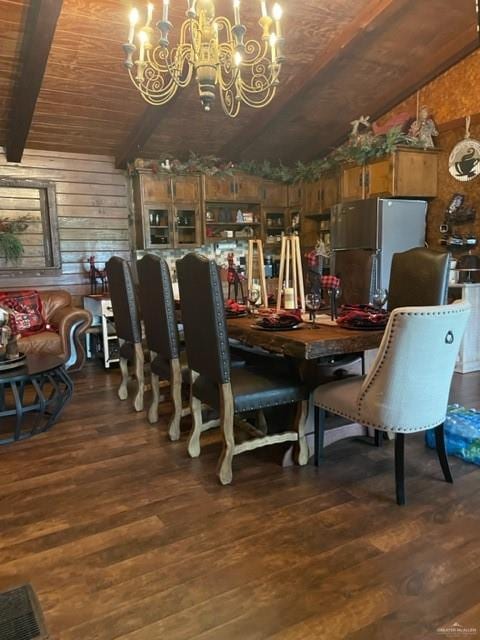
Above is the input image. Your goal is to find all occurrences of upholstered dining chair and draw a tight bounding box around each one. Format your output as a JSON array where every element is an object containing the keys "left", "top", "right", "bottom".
[
  {"left": 177, "top": 252, "right": 309, "bottom": 485},
  {"left": 312, "top": 302, "right": 470, "bottom": 505},
  {"left": 106, "top": 257, "right": 144, "bottom": 412},
  {"left": 137, "top": 254, "right": 188, "bottom": 438},
  {"left": 387, "top": 247, "right": 450, "bottom": 311}
]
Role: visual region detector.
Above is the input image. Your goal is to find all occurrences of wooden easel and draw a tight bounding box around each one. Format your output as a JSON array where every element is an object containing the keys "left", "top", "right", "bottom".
[
  {"left": 247, "top": 239, "right": 268, "bottom": 308},
  {"left": 276, "top": 234, "right": 306, "bottom": 312}
]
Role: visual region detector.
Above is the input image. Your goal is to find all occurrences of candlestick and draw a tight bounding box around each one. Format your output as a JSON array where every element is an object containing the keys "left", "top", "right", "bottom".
[
  {"left": 139, "top": 30, "right": 147, "bottom": 63},
  {"left": 260, "top": 0, "right": 267, "bottom": 18},
  {"left": 163, "top": 0, "right": 169, "bottom": 22},
  {"left": 233, "top": 0, "right": 240, "bottom": 25},
  {"left": 269, "top": 32, "right": 277, "bottom": 63},
  {"left": 146, "top": 3, "right": 154, "bottom": 27},
  {"left": 272, "top": 3, "right": 282, "bottom": 37},
  {"left": 284, "top": 287, "right": 295, "bottom": 310},
  {"left": 128, "top": 7, "right": 139, "bottom": 44}
]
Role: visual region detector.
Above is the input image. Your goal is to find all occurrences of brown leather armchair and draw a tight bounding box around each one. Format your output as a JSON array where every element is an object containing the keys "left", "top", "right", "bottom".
[{"left": 16, "top": 290, "right": 92, "bottom": 371}]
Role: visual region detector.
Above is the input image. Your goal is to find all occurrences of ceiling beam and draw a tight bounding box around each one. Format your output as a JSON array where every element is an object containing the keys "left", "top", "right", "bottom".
[
  {"left": 115, "top": 95, "right": 182, "bottom": 169},
  {"left": 218, "top": 0, "right": 408, "bottom": 160},
  {"left": 6, "top": 0, "right": 63, "bottom": 163}
]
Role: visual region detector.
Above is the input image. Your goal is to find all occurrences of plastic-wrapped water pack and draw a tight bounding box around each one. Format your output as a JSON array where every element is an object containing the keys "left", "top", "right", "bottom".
[{"left": 426, "top": 404, "right": 480, "bottom": 465}]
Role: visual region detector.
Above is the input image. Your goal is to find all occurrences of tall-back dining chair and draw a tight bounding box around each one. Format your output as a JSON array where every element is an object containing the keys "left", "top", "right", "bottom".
[
  {"left": 387, "top": 248, "right": 450, "bottom": 311},
  {"left": 177, "top": 252, "right": 309, "bottom": 485},
  {"left": 333, "top": 249, "right": 375, "bottom": 306},
  {"left": 106, "top": 257, "right": 144, "bottom": 411},
  {"left": 313, "top": 302, "right": 470, "bottom": 504},
  {"left": 137, "top": 253, "right": 187, "bottom": 439}
]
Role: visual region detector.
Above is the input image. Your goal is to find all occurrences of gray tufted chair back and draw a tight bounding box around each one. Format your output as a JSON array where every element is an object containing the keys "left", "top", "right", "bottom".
[
  {"left": 176, "top": 253, "right": 231, "bottom": 385},
  {"left": 358, "top": 302, "right": 470, "bottom": 432}
]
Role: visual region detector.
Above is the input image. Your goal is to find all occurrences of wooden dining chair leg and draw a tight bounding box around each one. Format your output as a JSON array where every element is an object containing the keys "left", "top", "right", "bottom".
[
  {"left": 361, "top": 353, "right": 365, "bottom": 375},
  {"left": 293, "top": 399, "right": 309, "bottom": 466},
  {"left": 117, "top": 338, "right": 129, "bottom": 401},
  {"left": 168, "top": 358, "right": 182, "bottom": 441},
  {"left": 188, "top": 370, "right": 204, "bottom": 458},
  {"left": 395, "top": 433, "right": 406, "bottom": 506},
  {"left": 217, "top": 382, "right": 235, "bottom": 485},
  {"left": 148, "top": 350, "right": 160, "bottom": 424},
  {"left": 434, "top": 423, "right": 453, "bottom": 483},
  {"left": 374, "top": 429, "right": 383, "bottom": 447},
  {"left": 314, "top": 406, "right": 326, "bottom": 466},
  {"left": 133, "top": 342, "right": 145, "bottom": 412}
]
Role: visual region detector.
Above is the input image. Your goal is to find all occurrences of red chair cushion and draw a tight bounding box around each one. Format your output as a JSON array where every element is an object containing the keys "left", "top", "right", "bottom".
[{"left": 0, "top": 290, "right": 46, "bottom": 336}]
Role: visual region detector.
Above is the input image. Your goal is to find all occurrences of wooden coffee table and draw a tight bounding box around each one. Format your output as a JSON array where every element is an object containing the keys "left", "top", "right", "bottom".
[{"left": 0, "top": 355, "right": 73, "bottom": 445}]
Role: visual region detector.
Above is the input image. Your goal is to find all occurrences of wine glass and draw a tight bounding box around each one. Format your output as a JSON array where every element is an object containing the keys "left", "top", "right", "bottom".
[
  {"left": 306, "top": 292, "right": 322, "bottom": 327},
  {"left": 247, "top": 288, "right": 260, "bottom": 317},
  {"left": 372, "top": 288, "right": 388, "bottom": 309}
]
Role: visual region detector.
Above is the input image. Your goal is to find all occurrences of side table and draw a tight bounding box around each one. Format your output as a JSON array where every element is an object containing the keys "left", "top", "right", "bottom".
[
  {"left": 0, "top": 355, "right": 73, "bottom": 445},
  {"left": 83, "top": 295, "right": 119, "bottom": 368}
]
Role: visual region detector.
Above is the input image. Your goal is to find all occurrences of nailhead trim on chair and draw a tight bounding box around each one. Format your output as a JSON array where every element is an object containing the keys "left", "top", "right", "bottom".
[
  {"left": 316, "top": 306, "right": 467, "bottom": 433},
  {"left": 355, "top": 306, "right": 466, "bottom": 433},
  {"left": 209, "top": 260, "right": 231, "bottom": 384}
]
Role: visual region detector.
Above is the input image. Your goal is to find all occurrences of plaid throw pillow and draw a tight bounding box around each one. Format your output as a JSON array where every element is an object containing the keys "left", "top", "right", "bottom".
[{"left": 0, "top": 290, "right": 46, "bottom": 336}]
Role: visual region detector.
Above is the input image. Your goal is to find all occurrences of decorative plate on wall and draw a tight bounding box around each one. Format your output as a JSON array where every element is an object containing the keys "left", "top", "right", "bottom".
[{"left": 449, "top": 139, "right": 480, "bottom": 181}]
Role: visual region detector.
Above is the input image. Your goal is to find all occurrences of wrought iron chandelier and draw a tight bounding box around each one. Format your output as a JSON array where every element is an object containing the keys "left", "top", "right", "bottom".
[{"left": 123, "top": 0, "right": 284, "bottom": 117}]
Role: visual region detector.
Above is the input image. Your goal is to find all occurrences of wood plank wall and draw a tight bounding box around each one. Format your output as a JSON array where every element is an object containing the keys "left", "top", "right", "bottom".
[{"left": 0, "top": 148, "right": 131, "bottom": 304}]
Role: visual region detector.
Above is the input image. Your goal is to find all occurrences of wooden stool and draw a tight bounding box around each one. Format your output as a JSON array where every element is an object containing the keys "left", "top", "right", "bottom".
[{"left": 277, "top": 234, "right": 305, "bottom": 312}]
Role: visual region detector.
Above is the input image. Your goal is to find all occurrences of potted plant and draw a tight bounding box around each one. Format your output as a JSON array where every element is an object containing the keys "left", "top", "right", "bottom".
[{"left": 0, "top": 218, "right": 28, "bottom": 263}]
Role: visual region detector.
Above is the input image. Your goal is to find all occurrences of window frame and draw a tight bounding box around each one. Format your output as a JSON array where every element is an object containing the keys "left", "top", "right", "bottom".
[{"left": 0, "top": 177, "right": 61, "bottom": 276}]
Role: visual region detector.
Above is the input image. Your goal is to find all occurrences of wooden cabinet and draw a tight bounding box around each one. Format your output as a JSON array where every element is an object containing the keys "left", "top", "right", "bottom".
[
  {"left": 172, "top": 175, "right": 200, "bottom": 201},
  {"left": 340, "top": 148, "right": 439, "bottom": 201},
  {"left": 341, "top": 164, "right": 365, "bottom": 201},
  {"left": 377, "top": 147, "right": 438, "bottom": 198},
  {"left": 288, "top": 183, "right": 304, "bottom": 208},
  {"left": 303, "top": 172, "right": 340, "bottom": 213},
  {"left": 235, "top": 175, "right": 261, "bottom": 201},
  {"left": 303, "top": 181, "right": 322, "bottom": 214},
  {"left": 261, "top": 180, "right": 288, "bottom": 207},
  {"left": 321, "top": 172, "right": 340, "bottom": 209},
  {"left": 133, "top": 170, "right": 203, "bottom": 249},
  {"left": 204, "top": 175, "right": 236, "bottom": 201},
  {"left": 142, "top": 174, "right": 171, "bottom": 202}
]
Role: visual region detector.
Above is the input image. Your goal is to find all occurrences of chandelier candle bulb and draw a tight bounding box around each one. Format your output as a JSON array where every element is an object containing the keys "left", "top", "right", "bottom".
[
  {"left": 163, "top": 0, "right": 169, "bottom": 23},
  {"left": 233, "top": 0, "right": 240, "bottom": 25},
  {"left": 128, "top": 7, "right": 139, "bottom": 44},
  {"left": 138, "top": 30, "right": 147, "bottom": 63},
  {"left": 269, "top": 32, "right": 277, "bottom": 63},
  {"left": 272, "top": 3, "right": 282, "bottom": 37},
  {"left": 260, "top": 0, "right": 267, "bottom": 18},
  {"left": 146, "top": 3, "right": 154, "bottom": 27}
]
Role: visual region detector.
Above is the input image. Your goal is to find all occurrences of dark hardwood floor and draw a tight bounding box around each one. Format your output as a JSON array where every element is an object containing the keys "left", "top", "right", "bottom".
[{"left": 0, "top": 363, "right": 479, "bottom": 639}]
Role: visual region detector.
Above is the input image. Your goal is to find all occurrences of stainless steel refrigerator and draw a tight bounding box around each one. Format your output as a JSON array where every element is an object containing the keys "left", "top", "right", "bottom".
[{"left": 330, "top": 198, "right": 427, "bottom": 295}]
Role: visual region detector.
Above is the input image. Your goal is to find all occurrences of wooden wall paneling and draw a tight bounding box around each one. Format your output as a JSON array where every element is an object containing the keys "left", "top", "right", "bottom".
[
  {"left": 6, "top": 0, "right": 63, "bottom": 162},
  {"left": 0, "top": 148, "right": 130, "bottom": 303}
]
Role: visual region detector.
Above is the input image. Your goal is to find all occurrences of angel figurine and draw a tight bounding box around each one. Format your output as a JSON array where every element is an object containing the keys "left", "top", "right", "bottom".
[{"left": 409, "top": 106, "right": 438, "bottom": 148}]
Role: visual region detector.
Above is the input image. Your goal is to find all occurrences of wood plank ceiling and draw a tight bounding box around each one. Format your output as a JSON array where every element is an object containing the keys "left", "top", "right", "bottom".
[{"left": 0, "top": 0, "right": 478, "bottom": 166}]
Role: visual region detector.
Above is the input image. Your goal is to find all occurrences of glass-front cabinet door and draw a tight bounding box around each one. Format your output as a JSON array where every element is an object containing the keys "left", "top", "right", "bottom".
[
  {"left": 174, "top": 205, "right": 202, "bottom": 247},
  {"left": 145, "top": 205, "right": 173, "bottom": 248}
]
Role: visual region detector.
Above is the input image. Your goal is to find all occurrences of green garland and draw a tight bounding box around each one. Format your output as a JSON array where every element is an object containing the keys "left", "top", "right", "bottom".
[
  {"left": 0, "top": 218, "right": 28, "bottom": 263},
  {"left": 132, "top": 126, "right": 425, "bottom": 184}
]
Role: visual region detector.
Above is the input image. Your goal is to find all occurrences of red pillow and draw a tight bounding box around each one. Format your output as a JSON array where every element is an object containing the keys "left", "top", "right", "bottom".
[{"left": 0, "top": 290, "right": 46, "bottom": 336}]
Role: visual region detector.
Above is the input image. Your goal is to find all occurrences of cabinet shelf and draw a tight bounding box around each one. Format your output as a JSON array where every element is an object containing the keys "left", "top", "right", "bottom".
[{"left": 206, "top": 222, "right": 261, "bottom": 226}]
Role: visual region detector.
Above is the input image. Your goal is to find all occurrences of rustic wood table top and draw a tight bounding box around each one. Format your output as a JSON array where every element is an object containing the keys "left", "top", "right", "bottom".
[{"left": 227, "top": 316, "right": 384, "bottom": 360}]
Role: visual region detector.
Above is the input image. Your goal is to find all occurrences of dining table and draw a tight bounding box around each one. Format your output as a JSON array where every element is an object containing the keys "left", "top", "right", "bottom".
[{"left": 226, "top": 314, "right": 386, "bottom": 464}]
